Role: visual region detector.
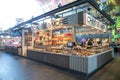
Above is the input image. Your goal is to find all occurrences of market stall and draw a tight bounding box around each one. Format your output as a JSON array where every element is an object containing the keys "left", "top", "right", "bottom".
[
  {"left": 25, "top": 11, "right": 114, "bottom": 75},
  {"left": 2, "top": 1, "right": 114, "bottom": 79},
  {"left": 27, "top": 48, "right": 113, "bottom": 75},
  {"left": 31, "top": 12, "right": 111, "bottom": 56},
  {"left": 4, "top": 37, "right": 22, "bottom": 55}
]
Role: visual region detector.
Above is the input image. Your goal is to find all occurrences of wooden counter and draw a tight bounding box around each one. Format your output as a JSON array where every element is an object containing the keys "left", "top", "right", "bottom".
[
  {"left": 4, "top": 46, "right": 114, "bottom": 75},
  {"left": 5, "top": 46, "right": 19, "bottom": 54},
  {"left": 27, "top": 49, "right": 114, "bottom": 75}
]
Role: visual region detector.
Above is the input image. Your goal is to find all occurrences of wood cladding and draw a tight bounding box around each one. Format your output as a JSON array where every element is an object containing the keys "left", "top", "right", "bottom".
[
  {"left": 27, "top": 50, "right": 69, "bottom": 68},
  {"left": 27, "top": 49, "right": 113, "bottom": 74}
]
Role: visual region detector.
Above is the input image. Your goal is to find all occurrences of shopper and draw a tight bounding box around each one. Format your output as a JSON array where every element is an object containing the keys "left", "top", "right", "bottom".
[{"left": 110, "top": 42, "right": 119, "bottom": 56}]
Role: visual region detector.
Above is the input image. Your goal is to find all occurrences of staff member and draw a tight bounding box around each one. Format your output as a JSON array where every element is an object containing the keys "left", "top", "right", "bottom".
[
  {"left": 86, "top": 39, "right": 93, "bottom": 49},
  {"left": 67, "top": 41, "right": 76, "bottom": 48}
]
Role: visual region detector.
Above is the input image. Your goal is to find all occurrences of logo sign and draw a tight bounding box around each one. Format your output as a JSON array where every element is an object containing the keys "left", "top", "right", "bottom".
[
  {"left": 85, "top": 13, "right": 106, "bottom": 32},
  {"left": 51, "top": 18, "right": 68, "bottom": 26},
  {"left": 87, "top": 16, "right": 96, "bottom": 27}
]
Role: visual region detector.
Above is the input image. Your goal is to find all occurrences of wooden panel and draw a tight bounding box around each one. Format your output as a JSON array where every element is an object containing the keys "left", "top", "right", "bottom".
[
  {"left": 69, "top": 56, "right": 87, "bottom": 73},
  {"left": 45, "top": 53, "right": 57, "bottom": 65},
  {"left": 87, "top": 55, "right": 97, "bottom": 74},
  {"left": 97, "top": 50, "right": 112, "bottom": 68},
  {"left": 27, "top": 50, "right": 69, "bottom": 68},
  {"left": 5, "top": 46, "right": 18, "bottom": 54},
  {"left": 56, "top": 54, "right": 69, "bottom": 68}
]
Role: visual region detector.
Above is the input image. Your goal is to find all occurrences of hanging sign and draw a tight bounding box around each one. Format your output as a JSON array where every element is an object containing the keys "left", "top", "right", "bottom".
[
  {"left": 51, "top": 18, "right": 68, "bottom": 27},
  {"left": 85, "top": 13, "right": 106, "bottom": 32}
]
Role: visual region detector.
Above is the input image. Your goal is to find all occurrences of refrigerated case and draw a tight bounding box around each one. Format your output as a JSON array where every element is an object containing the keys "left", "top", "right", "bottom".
[{"left": 30, "top": 11, "right": 111, "bottom": 56}]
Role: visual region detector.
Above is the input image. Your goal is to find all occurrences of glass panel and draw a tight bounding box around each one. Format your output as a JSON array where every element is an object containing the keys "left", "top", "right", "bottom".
[
  {"left": 77, "top": 9, "right": 83, "bottom": 13},
  {"left": 63, "top": 10, "right": 76, "bottom": 17}
]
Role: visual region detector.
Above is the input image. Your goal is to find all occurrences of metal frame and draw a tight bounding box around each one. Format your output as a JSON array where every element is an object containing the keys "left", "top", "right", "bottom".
[
  {"left": 87, "top": 0, "right": 115, "bottom": 24},
  {"left": 12, "top": 0, "right": 114, "bottom": 30}
]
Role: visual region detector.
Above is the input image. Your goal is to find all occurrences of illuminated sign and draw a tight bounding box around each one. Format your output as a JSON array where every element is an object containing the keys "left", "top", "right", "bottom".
[
  {"left": 42, "top": 18, "right": 68, "bottom": 29},
  {"left": 85, "top": 13, "right": 106, "bottom": 32},
  {"left": 87, "top": 16, "right": 96, "bottom": 27},
  {"left": 52, "top": 18, "right": 63, "bottom": 26},
  {"left": 51, "top": 18, "right": 68, "bottom": 26}
]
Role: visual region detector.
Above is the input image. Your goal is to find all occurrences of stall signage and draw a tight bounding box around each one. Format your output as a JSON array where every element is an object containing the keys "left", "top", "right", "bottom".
[
  {"left": 85, "top": 13, "right": 106, "bottom": 32},
  {"left": 87, "top": 15, "right": 96, "bottom": 27},
  {"left": 51, "top": 18, "right": 68, "bottom": 26},
  {"left": 46, "top": 18, "right": 68, "bottom": 28}
]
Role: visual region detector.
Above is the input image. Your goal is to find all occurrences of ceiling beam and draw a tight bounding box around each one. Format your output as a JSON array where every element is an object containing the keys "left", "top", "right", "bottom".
[{"left": 87, "top": 0, "right": 115, "bottom": 24}]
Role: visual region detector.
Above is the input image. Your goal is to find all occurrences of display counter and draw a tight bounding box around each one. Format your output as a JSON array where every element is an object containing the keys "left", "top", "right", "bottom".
[
  {"left": 32, "top": 44, "right": 110, "bottom": 56},
  {"left": 5, "top": 46, "right": 22, "bottom": 55},
  {"left": 27, "top": 48, "right": 114, "bottom": 75}
]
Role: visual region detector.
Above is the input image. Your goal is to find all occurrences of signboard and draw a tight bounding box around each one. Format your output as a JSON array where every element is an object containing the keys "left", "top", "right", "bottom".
[
  {"left": 85, "top": 13, "right": 106, "bottom": 32},
  {"left": 76, "top": 33, "right": 109, "bottom": 38},
  {"left": 46, "top": 18, "right": 68, "bottom": 28},
  {"left": 51, "top": 18, "right": 64, "bottom": 26}
]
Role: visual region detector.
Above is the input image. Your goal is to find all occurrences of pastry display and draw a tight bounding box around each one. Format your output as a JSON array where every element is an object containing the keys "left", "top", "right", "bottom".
[{"left": 30, "top": 23, "right": 110, "bottom": 57}]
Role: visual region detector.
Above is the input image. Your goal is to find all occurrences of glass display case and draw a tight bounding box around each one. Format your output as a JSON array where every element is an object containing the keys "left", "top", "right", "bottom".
[{"left": 32, "top": 26, "right": 111, "bottom": 56}]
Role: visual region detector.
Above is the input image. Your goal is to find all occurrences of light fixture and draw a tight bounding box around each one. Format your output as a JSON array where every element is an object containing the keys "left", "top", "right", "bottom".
[
  {"left": 58, "top": 3, "right": 62, "bottom": 8},
  {"left": 87, "top": 7, "right": 91, "bottom": 11}
]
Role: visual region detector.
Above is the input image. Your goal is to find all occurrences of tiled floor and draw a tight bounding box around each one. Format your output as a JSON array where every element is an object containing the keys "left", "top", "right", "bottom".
[
  {"left": 0, "top": 51, "right": 120, "bottom": 80},
  {"left": 90, "top": 55, "right": 120, "bottom": 80},
  {"left": 0, "top": 51, "right": 81, "bottom": 80}
]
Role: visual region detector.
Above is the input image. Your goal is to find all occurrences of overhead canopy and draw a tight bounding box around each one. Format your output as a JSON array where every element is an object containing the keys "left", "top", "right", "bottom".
[
  {"left": 11, "top": 0, "right": 114, "bottom": 31},
  {"left": 76, "top": 33, "right": 110, "bottom": 39},
  {"left": 11, "top": 30, "right": 22, "bottom": 37}
]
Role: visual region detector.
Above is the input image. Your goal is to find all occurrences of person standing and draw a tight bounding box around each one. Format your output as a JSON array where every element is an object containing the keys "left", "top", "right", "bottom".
[{"left": 86, "top": 39, "right": 93, "bottom": 49}]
